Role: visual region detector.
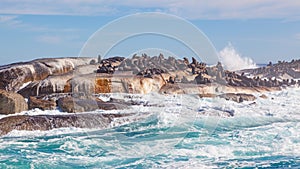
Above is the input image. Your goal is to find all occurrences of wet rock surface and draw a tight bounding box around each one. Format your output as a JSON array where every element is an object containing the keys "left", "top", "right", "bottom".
[
  {"left": 0, "top": 113, "right": 138, "bottom": 136},
  {"left": 1, "top": 55, "right": 299, "bottom": 134},
  {"left": 0, "top": 90, "right": 28, "bottom": 114},
  {"left": 57, "top": 96, "right": 129, "bottom": 113},
  {"left": 28, "top": 96, "right": 56, "bottom": 111},
  {"left": 218, "top": 93, "right": 256, "bottom": 103},
  {"left": 0, "top": 57, "right": 94, "bottom": 92}
]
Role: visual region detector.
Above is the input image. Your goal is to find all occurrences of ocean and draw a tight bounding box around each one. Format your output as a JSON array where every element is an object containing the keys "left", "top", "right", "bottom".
[{"left": 0, "top": 88, "right": 300, "bottom": 168}]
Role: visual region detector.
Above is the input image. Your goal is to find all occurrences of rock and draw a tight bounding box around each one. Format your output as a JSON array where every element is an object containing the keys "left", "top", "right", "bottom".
[
  {"left": 17, "top": 81, "right": 39, "bottom": 98},
  {"left": 199, "top": 93, "right": 217, "bottom": 98},
  {"left": 69, "top": 73, "right": 165, "bottom": 95},
  {"left": 218, "top": 93, "right": 256, "bottom": 103},
  {"left": 242, "top": 59, "right": 300, "bottom": 80},
  {"left": 57, "top": 96, "right": 129, "bottom": 113},
  {"left": 17, "top": 64, "right": 98, "bottom": 98},
  {"left": 36, "top": 72, "right": 73, "bottom": 96},
  {"left": 0, "top": 113, "right": 144, "bottom": 136},
  {"left": 28, "top": 96, "right": 56, "bottom": 110},
  {"left": 57, "top": 97, "right": 97, "bottom": 113},
  {"left": 0, "top": 90, "right": 28, "bottom": 114},
  {"left": 259, "top": 94, "right": 268, "bottom": 99},
  {"left": 18, "top": 65, "right": 95, "bottom": 97},
  {"left": 0, "top": 57, "right": 94, "bottom": 92},
  {"left": 159, "top": 83, "right": 185, "bottom": 94}
]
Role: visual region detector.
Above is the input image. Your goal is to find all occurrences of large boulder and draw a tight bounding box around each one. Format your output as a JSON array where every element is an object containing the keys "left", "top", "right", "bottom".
[
  {"left": 0, "top": 113, "right": 141, "bottom": 136},
  {"left": 28, "top": 96, "right": 56, "bottom": 110},
  {"left": 57, "top": 96, "right": 129, "bottom": 113},
  {"left": 218, "top": 93, "right": 256, "bottom": 103},
  {"left": 0, "top": 90, "right": 28, "bottom": 114}
]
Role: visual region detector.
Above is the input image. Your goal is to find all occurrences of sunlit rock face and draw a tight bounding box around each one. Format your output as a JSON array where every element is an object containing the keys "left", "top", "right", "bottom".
[
  {"left": 69, "top": 74, "right": 165, "bottom": 95},
  {"left": 0, "top": 57, "right": 95, "bottom": 92},
  {"left": 0, "top": 89, "right": 28, "bottom": 115}
]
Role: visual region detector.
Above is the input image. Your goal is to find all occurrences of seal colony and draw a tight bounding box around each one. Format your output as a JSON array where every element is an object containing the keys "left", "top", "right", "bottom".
[{"left": 0, "top": 54, "right": 299, "bottom": 135}]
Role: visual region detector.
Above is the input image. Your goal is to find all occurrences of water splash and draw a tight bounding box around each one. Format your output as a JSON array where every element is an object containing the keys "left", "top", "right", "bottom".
[{"left": 219, "top": 43, "right": 257, "bottom": 71}]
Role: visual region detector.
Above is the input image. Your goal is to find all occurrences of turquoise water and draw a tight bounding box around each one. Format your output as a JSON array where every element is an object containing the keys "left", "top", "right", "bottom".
[{"left": 1, "top": 89, "right": 300, "bottom": 168}]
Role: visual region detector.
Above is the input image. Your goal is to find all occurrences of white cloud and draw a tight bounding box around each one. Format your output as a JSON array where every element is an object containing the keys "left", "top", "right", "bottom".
[
  {"left": 0, "top": 0, "right": 117, "bottom": 16},
  {"left": 1, "top": 0, "right": 300, "bottom": 20},
  {"left": 0, "top": 15, "right": 22, "bottom": 26},
  {"left": 0, "top": 15, "right": 17, "bottom": 22}
]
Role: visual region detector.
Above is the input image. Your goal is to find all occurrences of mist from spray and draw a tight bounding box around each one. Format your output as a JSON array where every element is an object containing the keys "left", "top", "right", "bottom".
[{"left": 219, "top": 43, "right": 257, "bottom": 71}]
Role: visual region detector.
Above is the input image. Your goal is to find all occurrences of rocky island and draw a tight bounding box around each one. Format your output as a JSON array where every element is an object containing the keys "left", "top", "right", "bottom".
[{"left": 0, "top": 55, "right": 299, "bottom": 136}]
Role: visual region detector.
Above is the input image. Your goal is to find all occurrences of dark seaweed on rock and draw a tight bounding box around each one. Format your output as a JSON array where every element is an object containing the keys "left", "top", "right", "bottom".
[{"left": 0, "top": 113, "right": 137, "bottom": 136}]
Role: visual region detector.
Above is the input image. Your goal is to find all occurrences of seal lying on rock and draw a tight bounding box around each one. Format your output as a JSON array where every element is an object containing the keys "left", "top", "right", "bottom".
[
  {"left": 137, "top": 68, "right": 166, "bottom": 78},
  {"left": 96, "top": 56, "right": 125, "bottom": 74}
]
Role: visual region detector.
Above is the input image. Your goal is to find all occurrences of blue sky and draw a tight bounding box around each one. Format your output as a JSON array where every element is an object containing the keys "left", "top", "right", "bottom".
[{"left": 0, "top": 0, "right": 300, "bottom": 65}]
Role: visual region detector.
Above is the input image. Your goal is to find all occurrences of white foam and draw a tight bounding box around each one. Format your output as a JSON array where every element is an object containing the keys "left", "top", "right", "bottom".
[
  {"left": 1, "top": 88, "right": 300, "bottom": 168},
  {"left": 219, "top": 43, "right": 257, "bottom": 71},
  {"left": 0, "top": 109, "right": 69, "bottom": 120}
]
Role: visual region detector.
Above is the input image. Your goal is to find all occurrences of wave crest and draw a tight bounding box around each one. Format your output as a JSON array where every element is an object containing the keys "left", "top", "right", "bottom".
[{"left": 219, "top": 43, "right": 257, "bottom": 71}]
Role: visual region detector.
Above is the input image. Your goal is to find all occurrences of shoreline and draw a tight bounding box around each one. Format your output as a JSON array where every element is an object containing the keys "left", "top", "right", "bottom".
[{"left": 0, "top": 55, "right": 299, "bottom": 135}]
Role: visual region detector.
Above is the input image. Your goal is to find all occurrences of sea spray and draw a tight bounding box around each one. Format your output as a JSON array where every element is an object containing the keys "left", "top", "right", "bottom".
[
  {"left": 219, "top": 43, "right": 257, "bottom": 71},
  {"left": 1, "top": 89, "right": 300, "bottom": 168}
]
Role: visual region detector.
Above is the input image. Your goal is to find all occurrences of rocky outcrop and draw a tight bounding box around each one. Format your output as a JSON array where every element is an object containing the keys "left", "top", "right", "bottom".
[
  {"left": 28, "top": 96, "right": 56, "bottom": 110},
  {"left": 0, "top": 55, "right": 297, "bottom": 115},
  {"left": 242, "top": 59, "right": 300, "bottom": 83},
  {"left": 0, "top": 90, "right": 28, "bottom": 114},
  {"left": 0, "top": 57, "right": 95, "bottom": 92},
  {"left": 17, "top": 64, "right": 99, "bottom": 98},
  {"left": 57, "top": 96, "right": 129, "bottom": 113},
  {"left": 0, "top": 113, "right": 141, "bottom": 136},
  {"left": 69, "top": 74, "right": 165, "bottom": 95},
  {"left": 218, "top": 93, "right": 256, "bottom": 103},
  {"left": 259, "top": 94, "right": 268, "bottom": 99},
  {"left": 1, "top": 55, "right": 300, "bottom": 135}
]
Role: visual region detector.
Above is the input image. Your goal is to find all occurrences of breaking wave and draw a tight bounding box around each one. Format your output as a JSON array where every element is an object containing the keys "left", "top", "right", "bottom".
[
  {"left": 219, "top": 43, "right": 257, "bottom": 71},
  {"left": 1, "top": 88, "right": 300, "bottom": 168}
]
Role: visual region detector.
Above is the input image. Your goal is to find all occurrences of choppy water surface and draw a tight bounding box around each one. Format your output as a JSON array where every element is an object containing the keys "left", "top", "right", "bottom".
[{"left": 1, "top": 88, "right": 300, "bottom": 168}]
